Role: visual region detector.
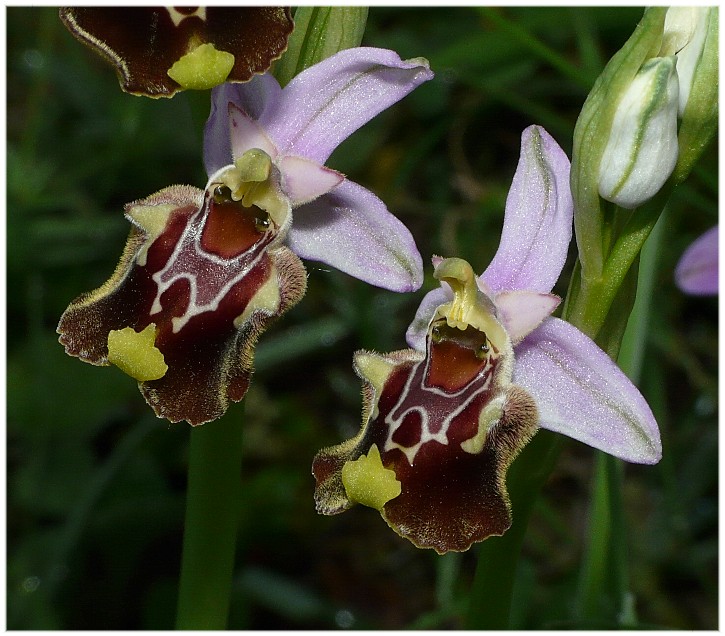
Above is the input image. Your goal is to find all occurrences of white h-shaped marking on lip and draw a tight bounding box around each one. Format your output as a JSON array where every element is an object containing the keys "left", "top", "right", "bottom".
[
  {"left": 382, "top": 353, "right": 495, "bottom": 465},
  {"left": 149, "top": 205, "right": 269, "bottom": 334}
]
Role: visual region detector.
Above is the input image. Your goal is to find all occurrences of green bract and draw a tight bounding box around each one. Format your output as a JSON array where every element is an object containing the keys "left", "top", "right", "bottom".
[
  {"left": 273, "top": 7, "right": 369, "bottom": 87},
  {"left": 571, "top": 7, "right": 667, "bottom": 276},
  {"left": 673, "top": 8, "right": 718, "bottom": 183}
]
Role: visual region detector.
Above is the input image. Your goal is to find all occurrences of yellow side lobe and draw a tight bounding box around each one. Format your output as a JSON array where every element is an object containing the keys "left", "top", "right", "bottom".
[
  {"left": 342, "top": 444, "right": 401, "bottom": 511},
  {"left": 127, "top": 203, "right": 176, "bottom": 266},
  {"left": 354, "top": 352, "right": 397, "bottom": 398},
  {"left": 167, "top": 43, "right": 235, "bottom": 90},
  {"left": 232, "top": 269, "right": 281, "bottom": 328},
  {"left": 460, "top": 395, "right": 505, "bottom": 454},
  {"left": 107, "top": 324, "right": 168, "bottom": 381}
]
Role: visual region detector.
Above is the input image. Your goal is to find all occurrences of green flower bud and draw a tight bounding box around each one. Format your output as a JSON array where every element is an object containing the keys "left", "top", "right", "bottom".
[
  {"left": 571, "top": 8, "right": 667, "bottom": 274},
  {"left": 598, "top": 55, "right": 679, "bottom": 209},
  {"left": 665, "top": 7, "right": 714, "bottom": 115}
]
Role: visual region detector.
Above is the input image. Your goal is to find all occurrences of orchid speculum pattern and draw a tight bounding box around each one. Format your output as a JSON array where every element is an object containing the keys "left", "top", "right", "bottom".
[
  {"left": 57, "top": 47, "right": 433, "bottom": 425},
  {"left": 313, "top": 126, "right": 661, "bottom": 553},
  {"left": 57, "top": 181, "right": 305, "bottom": 424}
]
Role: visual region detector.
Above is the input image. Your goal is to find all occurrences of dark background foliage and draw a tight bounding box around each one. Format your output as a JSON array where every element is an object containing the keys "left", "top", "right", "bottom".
[{"left": 7, "top": 6, "right": 717, "bottom": 629}]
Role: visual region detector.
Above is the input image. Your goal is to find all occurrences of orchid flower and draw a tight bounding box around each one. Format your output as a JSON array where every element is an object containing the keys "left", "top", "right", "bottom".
[
  {"left": 313, "top": 126, "right": 661, "bottom": 554},
  {"left": 57, "top": 47, "right": 432, "bottom": 425},
  {"left": 675, "top": 225, "right": 718, "bottom": 295},
  {"left": 203, "top": 46, "right": 432, "bottom": 292}
]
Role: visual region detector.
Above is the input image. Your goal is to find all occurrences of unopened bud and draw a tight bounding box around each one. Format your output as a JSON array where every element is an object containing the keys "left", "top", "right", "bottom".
[
  {"left": 665, "top": 7, "right": 714, "bottom": 116},
  {"left": 598, "top": 56, "right": 679, "bottom": 209}
]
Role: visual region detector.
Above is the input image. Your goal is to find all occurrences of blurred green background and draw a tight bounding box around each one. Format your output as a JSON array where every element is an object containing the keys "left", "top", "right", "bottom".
[{"left": 7, "top": 6, "right": 717, "bottom": 629}]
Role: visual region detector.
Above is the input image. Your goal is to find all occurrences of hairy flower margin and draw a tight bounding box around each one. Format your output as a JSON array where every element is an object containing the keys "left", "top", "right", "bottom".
[
  {"left": 313, "top": 126, "right": 661, "bottom": 554},
  {"left": 57, "top": 47, "right": 432, "bottom": 425}
]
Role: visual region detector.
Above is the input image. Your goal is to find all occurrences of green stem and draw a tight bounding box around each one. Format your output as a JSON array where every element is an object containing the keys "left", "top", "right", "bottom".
[
  {"left": 569, "top": 194, "right": 664, "bottom": 340},
  {"left": 574, "top": 453, "right": 633, "bottom": 627},
  {"left": 617, "top": 207, "right": 665, "bottom": 381},
  {"left": 609, "top": 459, "right": 636, "bottom": 627},
  {"left": 175, "top": 410, "right": 245, "bottom": 630},
  {"left": 574, "top": 207, "right": 665, "bottom": 626},
  {"left": 575, "top": 452, "right": 613, "bottom": 622}
]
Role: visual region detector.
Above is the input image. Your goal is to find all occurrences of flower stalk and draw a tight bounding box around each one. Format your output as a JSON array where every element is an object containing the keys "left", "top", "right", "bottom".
[
  {"left": 176, "top": 412, "right": 245, "bottom": 629},
  {"left": 575, "top": 208, "right": 666, "bottom": 626},
  {"left": 567, "top": 190, "right": 665, "bottom": 341}
]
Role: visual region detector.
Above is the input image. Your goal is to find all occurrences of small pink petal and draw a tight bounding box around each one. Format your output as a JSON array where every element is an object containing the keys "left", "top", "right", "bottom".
[
  {"left": 278, "top": 156, "right": 344, "bottom": 206},
  {"left": 204, "top": 76, "right": 283, "bottom": 176},
  {"left": 229, "top": 102, "right": 277, "bottom": 159},
  {"left": 493, "top": 291, "right": 560, "bottom": 344}
]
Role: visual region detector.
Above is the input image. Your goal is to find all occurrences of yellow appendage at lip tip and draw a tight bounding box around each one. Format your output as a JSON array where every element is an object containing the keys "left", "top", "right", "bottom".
[
  {"left": 342, "top": 444, "right": 401, "bottom": 511},
  {"left": 167, "top": 43, "right": 235, "bottom": 90},
  {"left": 107, "top": 324, "right": 168, "bottom": 381}
]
